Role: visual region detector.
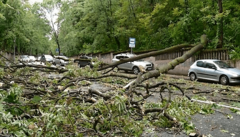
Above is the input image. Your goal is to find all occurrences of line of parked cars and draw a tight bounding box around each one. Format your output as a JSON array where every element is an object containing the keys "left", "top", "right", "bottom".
[
  {"left": 74, "top": 53, "right": 154, "bottom": 75},
  {"left": 20, "top": 53, "right": 240, "bottom": 85},
  {"left": 19, "top": 55, "right": 69, "bottom": 66}
]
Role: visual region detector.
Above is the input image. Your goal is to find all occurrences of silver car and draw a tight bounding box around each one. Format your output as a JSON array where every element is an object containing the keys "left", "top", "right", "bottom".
[
  {"left": 188, "top": 59, "right": 240, "bottom": 85},
  {"left": 40, "top": 55, "right": 54, "bottom": 63},
  {"left": 53, "top": 56, "right": 69, "bottom": 66},
  {"left": 19, "top": 55, "right": 30, "bottom": 62},
  {"left": 112, "top": 53, "right": 154, "bottom": 74},
  {"left": 29, "top": 56, "right": 36, "bottom": 62}
]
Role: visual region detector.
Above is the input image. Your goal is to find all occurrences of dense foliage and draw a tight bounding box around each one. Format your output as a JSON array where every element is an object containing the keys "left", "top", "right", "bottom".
[
  {"left": 56, "top": 0, "right": 240, "bottom": 56},
  {"left": 1, "top": 0, "right": 240, "bottom": 57},
  {"left": 0, "top": 0, "right": 52, "bottom": 55}
]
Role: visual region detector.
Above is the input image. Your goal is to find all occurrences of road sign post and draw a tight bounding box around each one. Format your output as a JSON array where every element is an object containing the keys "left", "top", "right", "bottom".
[{"left": 129, "top": 38, "right": 135, "bottom": 54}]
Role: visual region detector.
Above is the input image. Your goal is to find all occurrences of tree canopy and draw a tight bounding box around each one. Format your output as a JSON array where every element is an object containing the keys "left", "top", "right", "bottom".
[
  {"left": 57, "top": 0, "right": 240, "bottom": 57},
  {"left": 1, "top": 0, "right": 240, "bottom": 57},
  {"left": 0, "top": 0, "right": 52, "bottom": 55}
]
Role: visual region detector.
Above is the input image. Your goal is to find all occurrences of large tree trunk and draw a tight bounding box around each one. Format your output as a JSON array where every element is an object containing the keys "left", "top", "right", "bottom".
[
  {"left": 139, "top": 35, "right": 207, "bottom": 83},
  {"left": 98, "top": 43, "right": 194, "bottom": 71},
  {"left": 217, "top": 0, "right": 223, "bottom": 48},
  {"left": 122, "top": 35, "right": 208, "bottom": 89}
]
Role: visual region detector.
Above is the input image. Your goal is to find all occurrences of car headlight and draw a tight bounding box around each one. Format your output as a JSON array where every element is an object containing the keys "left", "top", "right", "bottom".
[{"left": 231, "top": 73, "right": 239, "bottom": 77}]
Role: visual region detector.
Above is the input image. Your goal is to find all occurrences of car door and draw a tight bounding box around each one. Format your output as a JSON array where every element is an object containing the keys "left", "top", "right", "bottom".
[
  {"left": 194, "top": 61, "right": 206, "bottom": 79},
  {"left": 117, "top": 56, "right": 126, "bottom": 69},
  {"left": 203, "top": 63, "right": 218, "bottom": 81},
  {"left": 120, "top": 56, "right": 133, "bottom": 70}
]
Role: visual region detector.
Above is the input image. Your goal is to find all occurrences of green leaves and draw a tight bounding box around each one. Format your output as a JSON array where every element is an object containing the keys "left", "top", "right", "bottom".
[
  {"left": 4, "top": 92, "right": 18, "bottom": 104},
  {"left": 31, "top": 95, "right": 41, "bottom": 104}
]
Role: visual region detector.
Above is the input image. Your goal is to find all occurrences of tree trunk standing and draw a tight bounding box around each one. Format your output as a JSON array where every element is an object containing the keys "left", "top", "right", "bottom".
[
  {"left": 184, "top": 0, "right": 190, "bottom": 42},
  {"left": 54, "top": 32, "right": 61, "bottom": 55},
  {"left": 50, "top": 15, "right": 61, "bottom": 55},
  {"left": 217, "top": 0, "right": 223, "bottom": 48},
  {"left": 115, "top": 37, "right": 121, "bottom": 50}
]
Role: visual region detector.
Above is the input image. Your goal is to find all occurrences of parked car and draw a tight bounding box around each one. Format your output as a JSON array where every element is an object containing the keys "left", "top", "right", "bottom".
[
  {"left": 188, "top": 59, "right": 240, "bottom": 85},
  {"left": 53, "top": 58, "right": 68, "bottom": 66},
  {"left": 53, "top": 55, "right": 69, "bottom": 66},
  {"left": 40, "top": 55, "right": 54, "bottom": 63},
  {"left": 19, "top": 55, "right": 30, "bottom": 62},
  {"left": 55, "top": 55, "right": 69, "bottom": 61},
  {"left": 36, "top": 56, "right": 41, "bottom": 61},
  {"left": 29, "top": 56, "right": 36, "bottom": 62},
  {"left": 74, "top": 55, "right": 94, "bottom": 68},
  {"left": 112, "top": 53, "right": 154, "bottom": 74}
]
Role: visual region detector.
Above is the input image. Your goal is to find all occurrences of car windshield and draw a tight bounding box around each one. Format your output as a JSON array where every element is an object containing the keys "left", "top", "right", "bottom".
[{"left": 214, "top": 61, "right": 233, "bottom": 68}]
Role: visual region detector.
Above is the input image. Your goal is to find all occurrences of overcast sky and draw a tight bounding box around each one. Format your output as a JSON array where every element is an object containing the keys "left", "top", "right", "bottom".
[{"left": 29, "top": 0, "right": 43, "bottom": 5}]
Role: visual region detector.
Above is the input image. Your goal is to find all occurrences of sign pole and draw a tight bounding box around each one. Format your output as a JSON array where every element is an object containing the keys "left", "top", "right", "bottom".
[{"left": 129, "top": 37, "right": 135, "bottom": 54}]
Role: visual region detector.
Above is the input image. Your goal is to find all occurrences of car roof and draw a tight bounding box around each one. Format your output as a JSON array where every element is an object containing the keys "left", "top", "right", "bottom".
[
  {"left": 43, "top": 55, "right": 53, "bottom": 58},
  {"left": 196, "top": 59, "right": 220, "bottom": 62},
  {"left": 115, "top": 53, "right": 136, "bottom": 56}
]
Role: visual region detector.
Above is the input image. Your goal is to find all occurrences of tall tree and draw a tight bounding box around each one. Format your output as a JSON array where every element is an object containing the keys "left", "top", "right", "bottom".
[
  {"left": 0, "top": 0, "right": 51, "bottom": 55},
  {"left": 36, "top": 0, "right": 62, "bottom": 55},
  {"left": 217, "top": 0, "right": 223, "bottom": 48}
]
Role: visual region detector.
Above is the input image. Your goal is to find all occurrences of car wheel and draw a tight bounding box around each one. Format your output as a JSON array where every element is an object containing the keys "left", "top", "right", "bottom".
[
  {"left": 220, "top": 75, "right": 229, "bottom": 85},
  {"left": 189, "top": 73, "right": 197, "bottom": 81},
  {"left": 133, "top": 67, "right": 140, "bottom": 75}
]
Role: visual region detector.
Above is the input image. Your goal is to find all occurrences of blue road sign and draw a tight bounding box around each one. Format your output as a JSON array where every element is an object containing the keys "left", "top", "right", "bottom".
[{"left": 129, "top": 38, "right": 135, "bottom": 48}]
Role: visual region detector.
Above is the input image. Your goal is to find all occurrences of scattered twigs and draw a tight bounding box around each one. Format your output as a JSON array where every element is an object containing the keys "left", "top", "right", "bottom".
[
  {"left": 89, "top": 88, "right": 111, "bottom": 100},
  {"left": 102, "top": 67, "right": 115, "bottom": 74},
  {"left": 191, "top": 99, "right": 240, "bottom": 111},
  {"left": 144, "top": 108, "right": 164, "bottom": 114},
  {"left": 222, "top": 98, "right": 240, "bottom": 102},
  {"left": 10, "top": 64, "right": 68, "bottom": 73},
  {"left": 58, "top": 76, "right": 73, "bottom": 83},
  {"left": 123, "top": 79, "right": 136, "bottom": 90},
  {"left": 0, "top": 53, "right": 17, "bottom": 66}
]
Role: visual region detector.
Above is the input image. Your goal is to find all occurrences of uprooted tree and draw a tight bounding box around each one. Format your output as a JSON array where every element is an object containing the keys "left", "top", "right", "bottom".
[{"left": 1, "top": 35, "right": 236, "bottom": 136}]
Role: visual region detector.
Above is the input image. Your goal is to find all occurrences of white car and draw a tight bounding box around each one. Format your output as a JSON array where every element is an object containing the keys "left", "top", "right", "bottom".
[
  {"left": 29, "top": 56, "right": 36, "bottom": 62},
  {"left": 53, "top": 56, "right": 69, "bottom": 66},
  {"left": 112, "top": 53, "right": 154, "bottom": 74},
  {"left": 40, "top": 55, "right": 54, "bottom": 63},
  {"left": 19, "top": 55, "right": 30, "bottom": 62}
]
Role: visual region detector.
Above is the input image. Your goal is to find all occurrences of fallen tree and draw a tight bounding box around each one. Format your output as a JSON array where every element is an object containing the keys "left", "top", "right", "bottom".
[{"left": 0, "top": 35, "right": 239, "bottom": 137}]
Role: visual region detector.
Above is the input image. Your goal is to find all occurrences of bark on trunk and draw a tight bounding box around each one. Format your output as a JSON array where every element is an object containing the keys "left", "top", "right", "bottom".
[
  {"left": 139, "top": 35, "right": 207, "bottom": 83},
  {"left": 123, "top": 35, "right": 208, "bottom": 89},
  {"left": 98, "top": 43, "right": 194, "bottom": 71},
  {"left": 217, "top": 0, "right": 223, "bottom": 48}
]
